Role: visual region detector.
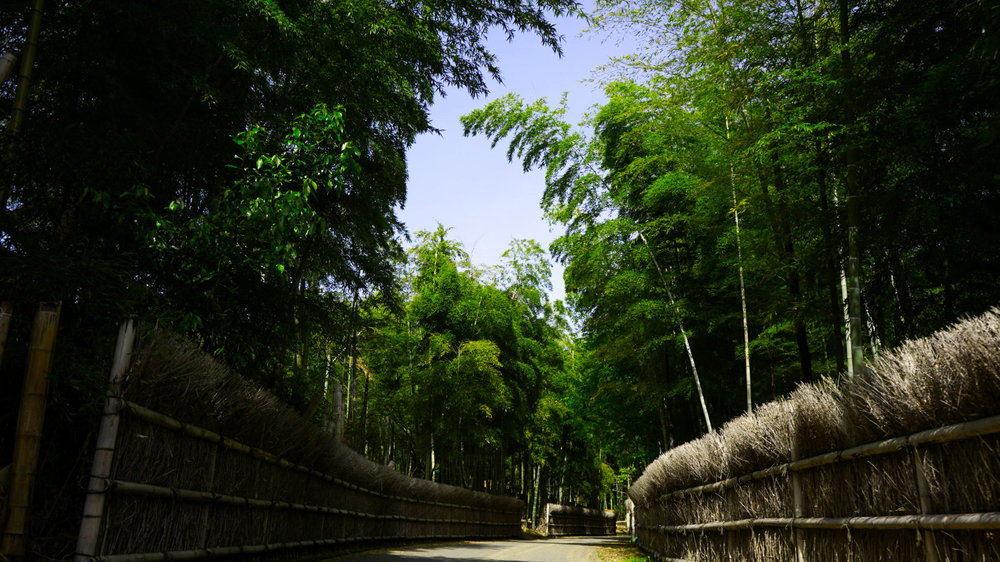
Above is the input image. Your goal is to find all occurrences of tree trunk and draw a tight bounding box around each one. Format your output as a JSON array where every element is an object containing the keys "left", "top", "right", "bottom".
[
  {"left": 638, "top": 231, "right": 712, "bottom": 433},
  {"left": 1, "top": 0, "right": 44, "bottom": 212},
  {"left": 816, "top": 145, "right": 847, "bottom": 375},
  {"left": 347, "top": 292, "right": 360, "bottom": 424},
  {"left": 2, "top": 302, "right": 60, "bottom": 559},
  {"left": 840, "top": 0, "right": 865, "bottom": 374},
  {"left": 726, "top": 114, "right": 752, "bottom": 412}
]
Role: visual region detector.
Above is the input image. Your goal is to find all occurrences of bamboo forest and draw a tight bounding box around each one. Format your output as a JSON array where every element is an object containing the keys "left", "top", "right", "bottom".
[{"left": 1, "top": 0, "right": 999, "bottom": 558}]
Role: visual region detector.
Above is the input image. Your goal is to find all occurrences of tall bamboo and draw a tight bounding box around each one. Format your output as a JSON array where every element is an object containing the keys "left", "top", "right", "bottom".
[
  {"left": 75, "top": 319, "right": 137, "bottom": 562},
  {"left": 840, "top": 0, "right": 865, "bottom": 374},
  {"left": 1, "top": 0, "right": 45, "bottom": 208},
  {"left": 639, "top": 232, "right": 713, "bottom": 433},
  {"left": 725, "top": 115, "right": 752, "bottom": 413},
  {"left": 1, "top": 301, "right": 61, "bottom": 559},
  {"left": 0, "top": 301, "right": 12, "bottom": 371}
]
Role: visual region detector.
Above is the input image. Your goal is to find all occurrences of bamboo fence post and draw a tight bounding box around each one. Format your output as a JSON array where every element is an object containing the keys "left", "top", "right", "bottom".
[
  {"left": 198, "top": 443, "right": 219, "bottom": 549},
  {"left": 0, "top": 301, "right": 12, "bottom": 371},
  {"left": 75, "top": 319, "right": 136, "bottom": 562},
  {"left": 790, "top": 432, "right": 807, "bottom": 562},
  {"left": 1, "top": 301, "right": 61, "bottom": 559},
  {"left": 912, "top": 446, "right": 940, "bottom": 562}
]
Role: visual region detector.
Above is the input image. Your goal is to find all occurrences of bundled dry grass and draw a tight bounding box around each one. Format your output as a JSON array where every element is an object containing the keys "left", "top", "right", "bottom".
[
  {"left": 121, "top": 330, "right": 521, "bottom": 514},
  {"left": 629, "top": 308, "right": 1000, "bottom": 561}
]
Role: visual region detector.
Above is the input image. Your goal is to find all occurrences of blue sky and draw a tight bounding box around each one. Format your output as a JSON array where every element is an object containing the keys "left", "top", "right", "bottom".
[{"left": 398, "top": 2, "right": 636, "bottom": 303}]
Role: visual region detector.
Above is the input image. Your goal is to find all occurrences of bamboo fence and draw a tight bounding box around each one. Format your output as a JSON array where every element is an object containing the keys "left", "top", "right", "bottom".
[
  {"left": 633, "top": 415, "right": 1000, "bottom": 561},
  {"left": 74, "top": 328, "right": 523, "bottom": 562},
  {"left": 629, "top": 309, "right": 1000, "bottom": 562},
  {"left": 543, "top": 503, "right": 616, "bottom": 537}
]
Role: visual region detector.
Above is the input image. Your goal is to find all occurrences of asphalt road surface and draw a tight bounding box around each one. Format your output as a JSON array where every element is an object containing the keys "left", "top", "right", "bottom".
[{"left": 333, "top": 536, "right": 627, "bottom": 562}]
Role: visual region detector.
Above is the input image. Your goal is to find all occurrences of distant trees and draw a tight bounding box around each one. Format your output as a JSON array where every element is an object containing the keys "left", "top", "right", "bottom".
[{"left": 345, "top": 226, "right": 615, "bottom": 521}]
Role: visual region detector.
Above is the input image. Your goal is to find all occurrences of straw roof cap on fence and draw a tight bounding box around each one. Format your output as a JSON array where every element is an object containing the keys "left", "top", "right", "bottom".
[
  {"left": 629, "top": 307, "right": 1000, "bottom": 505},
  {"left": 123, "top": 329, "right": 522, "bottom": 512}
]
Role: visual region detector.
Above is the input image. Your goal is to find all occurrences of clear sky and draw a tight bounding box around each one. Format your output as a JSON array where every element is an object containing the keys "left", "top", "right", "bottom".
[{"left": 398, "top": 2, "right": 635, "bottom": 303}]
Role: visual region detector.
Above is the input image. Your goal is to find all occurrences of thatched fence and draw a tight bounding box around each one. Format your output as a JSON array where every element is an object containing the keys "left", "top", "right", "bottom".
[
  {"left": 630, "top": 308, "right": 1000, "bottom": 562},
  {"left": 74, "top": 325, "right": 522, "bottom": 562},
  {"left": 543, "top": 504, "right": 616, "bottom": 537}
]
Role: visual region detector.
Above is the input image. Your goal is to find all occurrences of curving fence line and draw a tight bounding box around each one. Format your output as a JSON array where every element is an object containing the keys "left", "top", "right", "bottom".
[
  {"left": 629, "top": 309, "right": 1000, "bottom": 562},
  {"left": 74, "top": 324, "right": 522, "bottom": 562}
]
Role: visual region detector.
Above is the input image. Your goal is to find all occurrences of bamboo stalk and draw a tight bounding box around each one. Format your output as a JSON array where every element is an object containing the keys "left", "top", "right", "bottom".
[
  {"left": 197, "top": 444, "right": 218, "bottom": 549},
  {"left": 790, "top": 433, "right": 806, "bottom": 562},
  {"left": 640, "top": 413, "right": 1000, "bottom": 508},
  {"left": 0, "top": 301, "right": 12, "bottom": 371},
  {"left": 75, "top": 319, "right": 136, "bottom": 562},
  {"left": 2, "top": 302, "right": 61, "bottom": 559},
  {"left": 7, "top": 0, "right": 44, "bottom": 136},
  {"left": 911, "top": 447, "right": 940, "bottom": 562}
]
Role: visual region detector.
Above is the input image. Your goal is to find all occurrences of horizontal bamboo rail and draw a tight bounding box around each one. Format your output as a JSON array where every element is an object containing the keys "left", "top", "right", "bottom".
[
  {"left": 121, "top": 401, "right": 513, "bottom": 514},
  {"left": 100, "top": 479, "right": 514, "bottom": 526},
  {"left": 638, "top": 413, "right": 1000, "bottom": 509},
  {"left": 637, "top": 511, "right": 1000, "bottom": 532}
]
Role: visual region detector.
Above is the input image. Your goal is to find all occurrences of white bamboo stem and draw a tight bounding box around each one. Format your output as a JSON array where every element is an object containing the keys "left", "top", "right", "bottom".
[
  {"left": 75, "top": 319, "right": 136, "bottom": 562},
  {"left": 637, "top": 231, "right": 712, "bottom": 433}
]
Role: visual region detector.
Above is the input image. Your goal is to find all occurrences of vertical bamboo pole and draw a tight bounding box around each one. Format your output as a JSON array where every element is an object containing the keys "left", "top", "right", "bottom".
[
  {"left": 75, "top": 319, "right": 136, "bottom": 562},
  {"left": 790, "top": 433, "right": 807, "bottom": 562},
  {"left": 912, "top": 447, "right": 940, "bottom": 562},
  {"left": 0, "top": 301, "right": 12, "bottom": 371},
  {"left": 198, "top": 444, "right": 219, "bottom": 549},
  {"left": 2, "top": 301, "right": 61, "bottom": 559}
]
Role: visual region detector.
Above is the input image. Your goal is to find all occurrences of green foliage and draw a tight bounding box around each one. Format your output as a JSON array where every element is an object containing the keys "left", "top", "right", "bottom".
[{"left": 464, "top": 0, "right": 1000, "bottom": 479}]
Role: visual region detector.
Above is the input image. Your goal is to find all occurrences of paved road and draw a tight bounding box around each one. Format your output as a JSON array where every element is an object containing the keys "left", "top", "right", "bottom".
[{"left": 332, "top": 536, "right": 626, "bottom": 562}]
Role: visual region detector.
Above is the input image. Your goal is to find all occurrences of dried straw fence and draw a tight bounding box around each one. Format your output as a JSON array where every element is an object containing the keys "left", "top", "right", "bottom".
[
  {"left": 75, "top": 326, "right": 522, "bottom": 562},
  {"left": 630, "top": 308, "right": 1000, "bottom": 562},
  {"left": 543, "top": 503, "right": 616, "bottom": 537}
]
